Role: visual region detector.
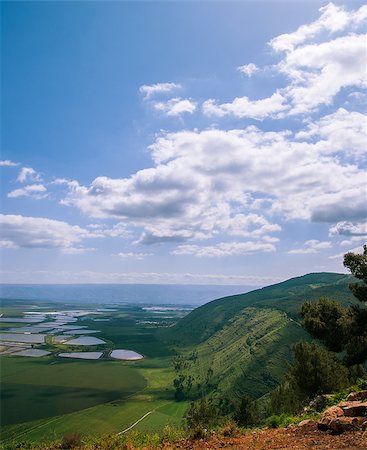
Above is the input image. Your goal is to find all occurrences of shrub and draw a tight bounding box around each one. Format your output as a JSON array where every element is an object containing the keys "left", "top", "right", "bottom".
[
  {"left": 185, "top": 397, "right": 219, "bottom": 438},
  {"left": 233, "top": 394, "right": 258, "bottom": 427},
  {"left": 219, "top": 421, "right": 242, "bottom": 437},
  {"left": 357, "top": 377, "right": 367, "bottom": 390},
  {"left": 266, "top": 413, "right": 295, "bottom": 429},
  {"left": 61, "top": 432, "right": 82, "bottom": 449}
]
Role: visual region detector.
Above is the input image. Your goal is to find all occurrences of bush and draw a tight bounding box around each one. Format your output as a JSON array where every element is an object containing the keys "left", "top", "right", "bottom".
[
  {"left": 233, "top": 394, "right": 258, "bottom": 427},
  {"left": 219, "top": 421, "right": 242, "bottom": 437},
  {"left": 357, "top": 377, "right": 367, "bottom": 390},
  {"left": 61, "top": 432, "right": 82, "bottom": 449},
  {"left": 266, "top": 413, "right": 295, "bottom": 429},
  {"left": 185, "top": 397, "right": 219, "bottom": 438}
]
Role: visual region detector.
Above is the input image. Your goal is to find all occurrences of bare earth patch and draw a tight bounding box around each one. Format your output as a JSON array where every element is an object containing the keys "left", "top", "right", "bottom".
[{"left": 159, "top": 428, "right": 367, "bottom": 449}]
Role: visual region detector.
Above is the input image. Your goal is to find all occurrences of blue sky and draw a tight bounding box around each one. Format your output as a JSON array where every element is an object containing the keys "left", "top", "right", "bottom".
[{"left": 1, "top": 1, "right": 366, "bottom": 285}]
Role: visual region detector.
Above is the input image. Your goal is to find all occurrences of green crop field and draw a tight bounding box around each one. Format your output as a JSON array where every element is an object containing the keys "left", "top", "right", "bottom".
[
  {"left": 1, "top": 357, "right": 147, "bottom": 426},
  {"left": 0, "top": 301, "right": 188, "bottom": 445}
]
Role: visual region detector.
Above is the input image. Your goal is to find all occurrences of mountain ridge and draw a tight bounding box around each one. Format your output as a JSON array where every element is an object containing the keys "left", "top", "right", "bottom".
[{"left": 163, "top": 272, "right": 357, "bottom": 400}]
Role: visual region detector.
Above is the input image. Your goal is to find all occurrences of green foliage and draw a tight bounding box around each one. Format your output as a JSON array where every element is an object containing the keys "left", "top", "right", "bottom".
[
  {"left": 301, "top": 248, "right": 367, "bottom": 365},
  {"left": 185, "top": 398, "right": 219, "bottom": 437},
  {"left": 266, "top": 413, "right": 296, "bottom": 429},
  {"left": 269, "top": 381, "right": 302, "bottom": 415},
  {"left": 289, "top": 342, "right": 349, "bottom": 400},
  {"left": 344, "top": 244, "right": 367, "bottom": 302},
  {"left": 233, "top": 394, "right": 259, "bottom": 427},
  {"left": 325, "top": 390, "right": 348, "bottom": 407},
  {"left": 356, "top": 377, "right": 367, "bottom": 390},
  {"left": 265, "top": 412, "right": 320, "bottom": 429},
  {"left": 301, "top": 298, "right": 351, "bottom": 352}
]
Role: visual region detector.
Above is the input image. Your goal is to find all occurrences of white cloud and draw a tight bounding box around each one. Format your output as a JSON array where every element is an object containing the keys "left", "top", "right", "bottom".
[
  {"left": 0, "top": 214, "right": 97, "bottom": 252},
  {"left": 270, "top": 3, "right": 367, "bottom": 52},
  {"left": 172, "top": 241, "right": 276, "bottom": 257},
  {"left": 61, "top": 123, "right": 365, "bottom": 246},
  {"left": 0, "top": 160, "right": 19, "bottom": 167},
  {"left": 8, "top": 184, "right": 47, "bottom": 199},
  {"left": 329, "top": 245, "right": 364, "bottom": 259},
  {"left": 288, "top": 239, "right": 332, "bottom": 254},
  {"left": 279, "top": 33, "right": 367, "bottom": 115},
  {"left": 237, "top": 63, "right": 259, "bottom": 77},
  {"left": 139, "top": 82, "right": 181, "bottom": 100},
  {"left": 17, "top": 167, "right": 41, "bottom": 183},
  {"left": 153, "top": 98, "right": 197, "bottom": 116},
  {"left": 202, "top": 91, "right": 288, "bottom": 120},
  {"left": 329, "top": 221, "right": 367, "bottom": 237},
  {"left": 202, "top": 4, "right": 367, "bottom": 119},
  {"left": 296, "top": 108, "right": 367, "bottom": 160},
  {"left": 115, "top": 252, "right": 153, "bottom": 260}
]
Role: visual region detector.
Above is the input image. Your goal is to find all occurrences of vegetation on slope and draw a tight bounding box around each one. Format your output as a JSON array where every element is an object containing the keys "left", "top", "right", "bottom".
[
  {"left": 164, "top": 272, "right": 357, "bottom": 406},
  {"left": 162, "top": 272, "right": 355, "bottom": 347}
]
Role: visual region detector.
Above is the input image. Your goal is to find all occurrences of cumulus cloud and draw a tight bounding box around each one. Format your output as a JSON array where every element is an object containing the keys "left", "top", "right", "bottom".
[
  {"left": 269, "top": 3, "right": 367, "bottom": 52},
  {"left": 329, "top": 221, "right": 367, "bottom": 237},
  {"left": 296, "top": 108, "right": 367, "bottom": 160},
  {"left": 202, "top": 3, "right": 367, "bottom": 119},
  {"left": 0, "top": 214, "right": 97, "bottom": 252},
  {"left": 139, "top": 82, "right": 181, "bottom": 100},
  {"left": 288, "top": 239, "right": 332, "bottom": 254},
  {"left": 237, "top": 63, "right": 259, "bottom": 77},
  {"left": 0, "top": 160, "right": 19, "bottom": 167},
  {"left": 61, "top": 123, "right": 364, "bottom": 246},
  {"left": 8, "top": 184, "right": 47, "bottom": 199},
  {"left": 279, "top": 33, "right": 367, "bottom": 115},
  {"left": 153, "top": 98, "right": 197, "bottom": 116},
  {"left": 17, "top": 167, "right": 41, "bottom": 183},
  {"left": 172, "top": 241, "right": 275, "bottom": 257},
  {"left": 202, "top": 92, "right": 288, "bottom": 120}
]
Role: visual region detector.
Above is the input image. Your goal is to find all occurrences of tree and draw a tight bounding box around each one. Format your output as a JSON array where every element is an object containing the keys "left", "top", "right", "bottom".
[
  {"left": 233, "top": 394, "right": 258, "bottom": 427},
  {"left": 288, "top": 342, "right": 349, "bottom": 400},
  {"left": 301, "top": 246, "right": 367, "bottom": 365},
  {"left": 300, "top": 298, "right": 351, "bottom": 352},
  {"left": 344, "top": 244, "right": 367, "bottom": 302}
]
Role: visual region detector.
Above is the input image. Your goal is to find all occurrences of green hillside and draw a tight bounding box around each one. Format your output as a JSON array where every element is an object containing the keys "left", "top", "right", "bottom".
[
  {"left": 164, "top": 273, "right": 356, "bottom": 401},
  {"left": 163, "top": 272, "right": 355, "bottom": 346}
]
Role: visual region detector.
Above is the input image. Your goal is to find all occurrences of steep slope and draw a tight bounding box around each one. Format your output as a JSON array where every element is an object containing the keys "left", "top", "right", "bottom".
[
  {"left": 164, "top": 272, "right": 355, "bottom": 346},
  {"left": 163, "top": 273, "right": 356, "bottom": 400}
]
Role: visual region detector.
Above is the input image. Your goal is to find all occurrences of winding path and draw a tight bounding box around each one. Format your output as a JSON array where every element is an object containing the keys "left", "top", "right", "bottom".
[{"left": 116, "top": 410, "right": 153, "bottom": 435}]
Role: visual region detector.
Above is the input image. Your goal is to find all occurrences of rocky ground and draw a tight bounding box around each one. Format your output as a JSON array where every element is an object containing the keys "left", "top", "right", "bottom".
[
  {"left": 158, "top": 428, "right": 367, "bottom": 449},
  {"left": 157, "top": 391, "right": 367, "bottom": 450}
]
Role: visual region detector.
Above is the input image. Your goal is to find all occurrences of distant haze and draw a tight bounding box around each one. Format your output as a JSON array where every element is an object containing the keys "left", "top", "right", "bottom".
[{"left": 0, "top": 284, "right": 257, "bottom": 306}]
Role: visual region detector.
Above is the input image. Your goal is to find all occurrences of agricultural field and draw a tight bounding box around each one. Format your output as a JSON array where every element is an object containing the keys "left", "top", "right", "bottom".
[{"left": 0, "top": 299, "right": 191, "bottom": 444}]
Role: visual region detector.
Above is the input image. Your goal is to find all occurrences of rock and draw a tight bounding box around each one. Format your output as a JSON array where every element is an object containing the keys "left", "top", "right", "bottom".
[
  {"left": 317, "top": 421, "right": 329, "bottom": 431},
  {"left": 347, "top": 390, "right": 367, "bottom": 402},
  {"left": 322, "top": 405, "right": 344, "bottom": 420},
  {"left": 339, "top": 401, "right": 367, "bottom": 417},
  {"left": 317, "top": 406, "right": 344, "bottom": 431},
  {"left": 298, "top": 419, "right": 318, "bottom": 431},
  {"left": 328, "top": 416, "right": 366, "bottom": 435}
]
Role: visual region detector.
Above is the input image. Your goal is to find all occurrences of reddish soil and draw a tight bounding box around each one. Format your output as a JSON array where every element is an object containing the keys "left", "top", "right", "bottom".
[{"left": 158, "top": 428, "right": 367, "bottom": 449}]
